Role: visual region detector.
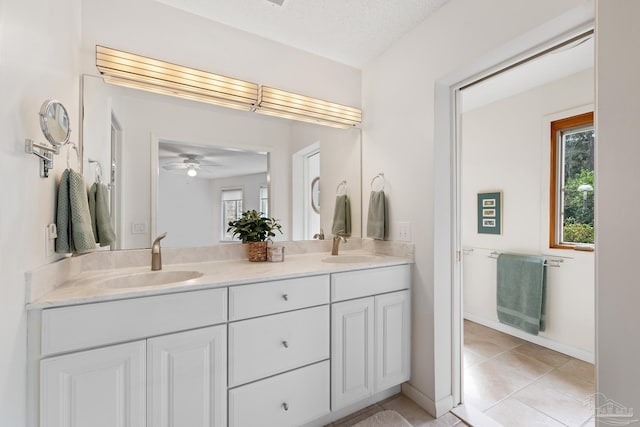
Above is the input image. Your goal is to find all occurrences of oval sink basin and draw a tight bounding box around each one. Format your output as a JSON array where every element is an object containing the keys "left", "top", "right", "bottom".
[
  {"left": 96, "top": 270, "right": 203, "bottom": 289},
  {"left": 321, "top": 255, "right": 380, "bottom": 264}
]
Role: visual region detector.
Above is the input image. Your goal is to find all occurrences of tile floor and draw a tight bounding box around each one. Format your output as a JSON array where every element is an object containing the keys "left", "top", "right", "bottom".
[
  {"left": 464, "top": 320, "right": 596, "bottom": 426},
  {"left": 326, "top": 394, "right": 467, "bottom": 427}
]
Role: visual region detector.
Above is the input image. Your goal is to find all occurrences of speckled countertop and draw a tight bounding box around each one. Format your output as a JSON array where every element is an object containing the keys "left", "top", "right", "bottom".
[{"left": 27, "top": 249, "right": 412, "bottom": 310}]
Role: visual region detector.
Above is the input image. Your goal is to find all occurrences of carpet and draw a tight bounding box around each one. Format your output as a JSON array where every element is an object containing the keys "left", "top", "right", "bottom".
[{"left": 352, "top": 410, "right": 413, "bottom": 427}]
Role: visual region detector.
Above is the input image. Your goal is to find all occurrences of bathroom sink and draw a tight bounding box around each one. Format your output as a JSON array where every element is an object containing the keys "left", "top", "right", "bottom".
[
  {"left": 321, "top": 255, "right": 381, "bottom": 264},
  {"left": 95, "top": 270, "right": 204, "bottom": 289}
]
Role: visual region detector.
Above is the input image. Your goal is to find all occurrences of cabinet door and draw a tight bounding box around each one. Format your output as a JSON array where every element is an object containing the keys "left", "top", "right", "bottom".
[
  {"left": 331, "top": 297, "right": 374, "bottom": 411},
  {"left": 375, "top": 290, "right": 411, "bottom": 392},
  {"left": 40, "top": 341, "right": 146, "bottom": 427},
  {"left": 147, "top": 325, "right": 227, "bottom": 427}
]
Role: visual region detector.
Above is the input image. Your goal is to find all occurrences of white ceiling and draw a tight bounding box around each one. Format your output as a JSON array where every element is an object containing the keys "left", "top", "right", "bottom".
[
  {"left": 159, "top": 141, "right": 267, "bottom": 180},
  {"left": 154, "top": 0, "right": 451, "bottom": 68},
  {"left": 461, "top": 36, "right": 594, "bottom": 112}
]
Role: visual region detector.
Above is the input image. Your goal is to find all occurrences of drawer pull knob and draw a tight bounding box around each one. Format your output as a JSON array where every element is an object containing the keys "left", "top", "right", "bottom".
[
  {"left": 282, "top": 340, "right": 289, "bottom": 348},
  {"left": 282, "top": 294, "right": 288, "bottom": 301},
  {"left": 282, "top": 402, "right": 289, "bottom": 411}
]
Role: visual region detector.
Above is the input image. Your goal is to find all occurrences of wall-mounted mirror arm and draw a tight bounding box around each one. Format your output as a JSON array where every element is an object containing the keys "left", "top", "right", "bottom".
[
  {"left": 25, "top": 100, "right": 73, "bottom": 178},
  {"left": 25, "top": 139, "right": 59, "bottom": 178}
]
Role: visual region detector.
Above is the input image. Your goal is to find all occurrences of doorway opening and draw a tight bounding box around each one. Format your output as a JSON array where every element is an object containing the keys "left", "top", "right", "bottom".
[{"left": 450, "top": 30, "right": 596, "bottom": 426}]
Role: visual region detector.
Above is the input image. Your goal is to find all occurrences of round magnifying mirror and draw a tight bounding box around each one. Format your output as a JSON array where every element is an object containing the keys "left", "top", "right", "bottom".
[
  {"left": 39, "top": 99, "right": 71, "bottom": 146},
  {"left": 311, "top": 176, "right": 320, "bottom": 214}
]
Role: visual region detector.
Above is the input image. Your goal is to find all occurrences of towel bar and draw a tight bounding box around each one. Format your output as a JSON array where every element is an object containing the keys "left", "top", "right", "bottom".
[{"left": 488, "top": 251, "right": 563, "bottom": 267}]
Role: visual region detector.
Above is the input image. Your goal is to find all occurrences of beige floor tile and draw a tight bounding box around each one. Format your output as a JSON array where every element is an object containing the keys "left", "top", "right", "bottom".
[
  {"left": 464, "top": 334, "right": 509, "bottom": 358},
  {"left": 491, "top": 350, "right": 554, "bottom": 380},
  {"left": 464, "top": 359, "right": 533, "bottom": 410},
  {"left": 511, "top": 342, "right": 572, "bottom": 368},
  {"left": 478, "top": 327, "right": 526, "bottom": 350},
  {"left": 463, "top": 348, "right": 487, "bottom": 369},
  {"left": 536, "top": 369, "right": 595, "bottom": 402},
  {"left": 557, "top": 359, "right": 596, "bottom": 384},
  {"left": 485, "top": 398, "right": 565, "bottom": 426},
  {"left": 464, "top": 320, "right": 490, "bottom": 336},
  {"left": 514, "top": 381, "right": 594, "bottom": 426}
]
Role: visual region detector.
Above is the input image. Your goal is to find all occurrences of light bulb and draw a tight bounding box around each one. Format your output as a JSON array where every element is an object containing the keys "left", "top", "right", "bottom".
[{"left": 187, "top": 166, "right": 197, "bottom": 177}]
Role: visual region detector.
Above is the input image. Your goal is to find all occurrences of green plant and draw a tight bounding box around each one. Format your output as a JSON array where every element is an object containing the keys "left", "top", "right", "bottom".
[{"left": 227, "top": 210, "right": 282, "bottom": 243}]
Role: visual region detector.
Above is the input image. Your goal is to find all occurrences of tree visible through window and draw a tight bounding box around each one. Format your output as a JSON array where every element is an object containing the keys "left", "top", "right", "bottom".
[
  {"left": 221, "top": 189, "right": 243, "bottom": 241},
  {"left": 550, "top": 112, "right": 595, "bottom": 248}
]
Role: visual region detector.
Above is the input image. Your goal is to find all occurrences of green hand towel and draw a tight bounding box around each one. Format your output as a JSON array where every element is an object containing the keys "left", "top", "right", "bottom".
[
  {"left": 366, "top": 190, "right": 387, "bottom": 240},
  {"left": 496, "top": 253, "right": 546, "bottom": 335},
  {"left": 331, "top": 194, "right": 351, "bottom": 237},
  {"left": 89, "top": 182, "right": 116, "bottom": 247},
  {"left": 56, "top": 170, "right": 96, "bottom": 254}
]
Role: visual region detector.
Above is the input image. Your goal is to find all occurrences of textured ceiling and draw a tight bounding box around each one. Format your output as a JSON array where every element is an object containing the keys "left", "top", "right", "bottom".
[{"left": 154, "top": 0, "right": 451, "bottom": 67}]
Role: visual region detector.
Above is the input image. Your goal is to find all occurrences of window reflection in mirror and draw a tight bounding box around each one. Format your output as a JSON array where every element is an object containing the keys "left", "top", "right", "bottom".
[{"left": 81, "top": 74, "right": 361, "bottom": 250}]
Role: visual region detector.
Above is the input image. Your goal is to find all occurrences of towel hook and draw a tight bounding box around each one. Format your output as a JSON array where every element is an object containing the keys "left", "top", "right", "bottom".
[
  {"left": 336, "top": 180, "right": 348, "bottom": 196},
  {"left": 88, "top": 158, "right": 104, "bottom": 185},
  {"left": 371, "top": 173, "right": 385, "bottom": 191},
  {"left": 66, "top": 143, "right": 79, "bottom": 170}
]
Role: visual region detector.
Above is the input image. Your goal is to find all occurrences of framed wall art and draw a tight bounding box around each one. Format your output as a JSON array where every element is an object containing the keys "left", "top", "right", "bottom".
[{"left": 477, "top": 191, "right": 502, "bottom": 235}]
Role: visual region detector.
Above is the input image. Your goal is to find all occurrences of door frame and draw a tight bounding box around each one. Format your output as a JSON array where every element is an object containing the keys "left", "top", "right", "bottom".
[{"left": 433, "top": 8, "right": 595, "bottom": 408}]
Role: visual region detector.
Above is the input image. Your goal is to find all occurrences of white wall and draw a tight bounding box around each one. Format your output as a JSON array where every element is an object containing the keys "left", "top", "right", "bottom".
[
  {"left": 158, "top": 171, "right": 216, "bottom": 247},
  {"left": 0, "top": 0, "right": 80, "bottom": 424},
  {"left": 80, "top": 0, "right": 361, "bottom": 108},
  {"left": 362, "top": 0, "right": 589, "bottom": 412},
  {"left": 596, "top": 0, "right": 640, "bottom": 417},
  {"left": 462, "top": 70, "right": 595, "bottom": 358}
]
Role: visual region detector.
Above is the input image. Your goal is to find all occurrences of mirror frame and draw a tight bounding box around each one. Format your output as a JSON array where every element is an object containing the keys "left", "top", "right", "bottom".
[{"left": 39, "top": 99, "right": 71, "bottom": 146}]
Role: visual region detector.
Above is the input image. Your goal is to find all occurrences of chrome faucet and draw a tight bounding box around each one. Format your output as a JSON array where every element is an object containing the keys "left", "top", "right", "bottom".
[
  {"left": 331, "top": 233, "right": 348, "bottom": 256},
  {"left": 313, "top": 228, "right": 325, "bottom": 240},
  {"left": 151, "top": 232, "right": 167, "bottom": 271}
]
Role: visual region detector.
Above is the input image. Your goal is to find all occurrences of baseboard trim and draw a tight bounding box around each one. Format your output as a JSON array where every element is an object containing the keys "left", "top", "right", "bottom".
[
  {"left": 401, "top": 382, "right": 453, "bottom": 418},
  {"left": 464, "top": 312, "right": 595, "bottom": 363}
]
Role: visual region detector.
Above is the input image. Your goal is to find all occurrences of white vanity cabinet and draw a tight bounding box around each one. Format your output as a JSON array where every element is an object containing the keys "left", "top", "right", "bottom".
[
  {"left": 33, "top": 288, "right": 228, "bottom": 427},
  {"left": 30, "top": 260, "right": 412, "bottom": 427},
  {"left": 330, "top": 265, "right": 411, "bottom": 411}
]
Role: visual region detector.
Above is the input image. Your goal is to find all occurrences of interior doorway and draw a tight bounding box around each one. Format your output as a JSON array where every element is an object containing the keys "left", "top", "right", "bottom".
[{"left": 448, "top": 27, "right": 597, "bottom": 427}]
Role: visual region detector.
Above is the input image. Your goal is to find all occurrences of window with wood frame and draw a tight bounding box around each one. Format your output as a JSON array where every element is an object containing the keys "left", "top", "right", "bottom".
[{"left": 550, "top": 112, "right": 595, "bottom": 249}]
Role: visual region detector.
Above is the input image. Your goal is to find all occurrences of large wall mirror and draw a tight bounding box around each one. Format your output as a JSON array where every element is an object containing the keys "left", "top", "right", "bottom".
[{"left": 82, "top": 75, "right": 362, "bottom": 250}]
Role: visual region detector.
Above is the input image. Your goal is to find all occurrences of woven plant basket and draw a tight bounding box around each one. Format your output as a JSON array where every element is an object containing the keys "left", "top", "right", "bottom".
[{"left": 247, "top": 241, "right": 268, "bottom": 262}]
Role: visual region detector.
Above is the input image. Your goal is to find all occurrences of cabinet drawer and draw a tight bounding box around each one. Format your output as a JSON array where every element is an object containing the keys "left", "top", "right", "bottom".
[
  {"left": 331, "top": 264, "right": 410, "bottom": 302},
  {"left": 229, "top": 361, "right": 329, "bottom": 427},
  {"left": 41, "top": 288, "right": 227, "bottom": 356},
  {"left": 228, "top": 275, "right": 329, "bottom": 320},
  {"left": 228, "top": 305, "right": 329, "bottom": 387}
]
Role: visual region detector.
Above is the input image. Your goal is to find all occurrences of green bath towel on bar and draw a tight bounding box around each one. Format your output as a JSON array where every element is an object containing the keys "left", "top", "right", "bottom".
[{"left": 496, "top": 253, "right": 546, "bottom": 335}]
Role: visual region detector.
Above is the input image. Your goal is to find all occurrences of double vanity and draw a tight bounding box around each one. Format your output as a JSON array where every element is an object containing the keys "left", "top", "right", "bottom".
[{"left": 26, "top": 247, "right": 412, "bottom": 427}]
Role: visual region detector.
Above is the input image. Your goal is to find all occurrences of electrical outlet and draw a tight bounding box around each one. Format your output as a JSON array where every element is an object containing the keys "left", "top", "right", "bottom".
[
  {"left": 131, "top": 222, "right": 147, "bottom": 234},
  {"left": 397, "top": 221, "right": 411, "bottom": 242},
  {"left": 45, "top": 224, "right": 57, "bottom": 257}
]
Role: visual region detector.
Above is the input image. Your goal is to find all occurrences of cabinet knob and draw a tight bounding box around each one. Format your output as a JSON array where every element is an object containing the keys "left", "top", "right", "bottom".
[
  {"left": 282, "top": 294, "right": 288, "bottom": 301},
  {"left": 282, "top": 340, "right": 289, "bottom": 348},
  {"left": 282, "top": 402, "right": 289, "bottom": 411}
]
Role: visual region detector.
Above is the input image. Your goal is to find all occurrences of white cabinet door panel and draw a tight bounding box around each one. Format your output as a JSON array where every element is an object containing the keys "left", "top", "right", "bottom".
[
  {"left": 40, "top": 341, "right": 146, "bottom": 427},
  {"left": 147, "top": 325, "right": 227, "bottom": 427},
  {"left": 375, "top": 290, "right": 411, "bottom": 391},
  {"left": 331, "top": 297, "right": 374, "bottom": 411}
]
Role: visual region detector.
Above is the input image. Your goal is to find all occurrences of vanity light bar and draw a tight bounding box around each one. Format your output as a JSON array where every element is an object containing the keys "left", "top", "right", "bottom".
[
  {"left": 96, "top": 46, "right": 259, "bottom": 111},
  {"left": 257, "top": 86, "right": 362, "bottom": 129},
  {"left": 95, "top": 46, "right": 362, "bottom": 128}
]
